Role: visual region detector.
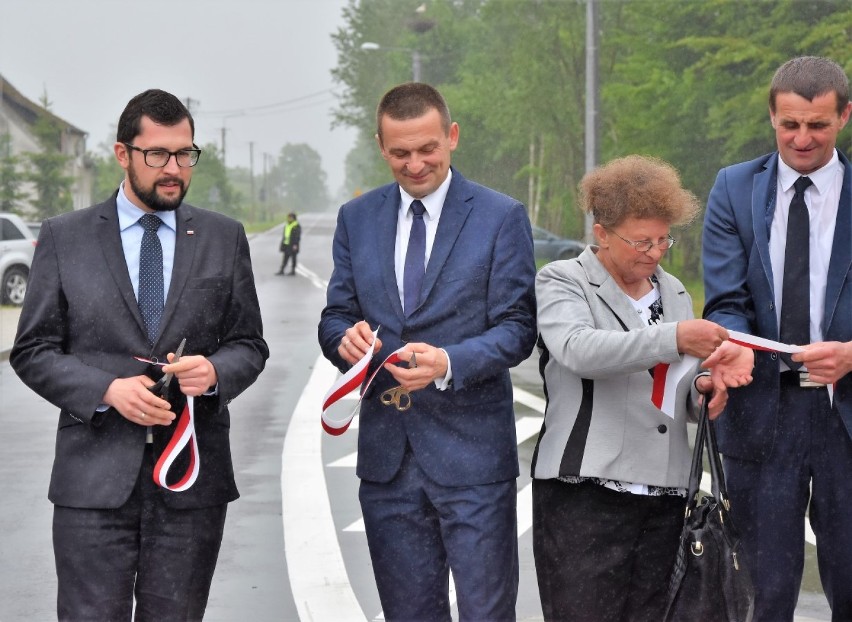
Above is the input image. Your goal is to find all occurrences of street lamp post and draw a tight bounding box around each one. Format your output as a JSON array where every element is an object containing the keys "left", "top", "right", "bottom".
[
  {"left": 584, "top": 0, "right": 599, "bottom": 244},
  {"left": 361, "top": 42, "right": 421, "bottom": 82}
]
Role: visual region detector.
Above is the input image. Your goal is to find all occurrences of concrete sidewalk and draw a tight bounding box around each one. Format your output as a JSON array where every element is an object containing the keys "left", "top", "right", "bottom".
[{"left": 0, "top": 306, "right": 21, "bottom": 361}]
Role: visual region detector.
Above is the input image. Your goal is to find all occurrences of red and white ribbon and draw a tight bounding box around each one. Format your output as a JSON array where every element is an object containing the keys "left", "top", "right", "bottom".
[
  {"left": 728, "top": 330, "right": 804, "bottom": 354},
  {"left": 153, "top": 396, "right": 199, "bottom": 491},
  {"left": 652, "top": 356, "right": 699, "bottom": 419},
  {"left": 651, "top": 331, "right": 814, "bottom": 419},
  {"left": 322, "top": 328, "right": 407, "bottom": 435},
  {"left": 727, "top": 330, "right": 834, "bottom": 403}
]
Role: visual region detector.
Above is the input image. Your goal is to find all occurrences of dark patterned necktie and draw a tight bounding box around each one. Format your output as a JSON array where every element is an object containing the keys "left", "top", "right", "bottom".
[
  {"left": 138, "top": 214, "right": 164, "bottom": 345},
  {"left": 403, "top": 200, "right": 426, "bottom": 315},
  {"left": 779, "top": 176, "right": 813, "bottom": 370}
]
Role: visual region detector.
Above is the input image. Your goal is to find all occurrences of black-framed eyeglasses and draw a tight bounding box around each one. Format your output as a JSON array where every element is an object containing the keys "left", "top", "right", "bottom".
[
  {"left": 608, "top": 228, "right": 676, "bottom": 253},
  {"left": 123, "top": 143, "right": 202, "bottom": 168}
]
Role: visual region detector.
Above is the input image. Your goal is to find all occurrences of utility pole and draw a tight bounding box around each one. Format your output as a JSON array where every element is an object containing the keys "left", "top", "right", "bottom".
[
  {"left": 184, "top": 97, "right": 199, "bottom": 114},
  {"left": 220, "top": 126, "right": 227, "bottom": 168},
  {"left": 584, "top": 0, "right": 599, "bottom": 244},
  {"left": 249, "top": 141, "right": 255, "bottom": 223},
  {"left": 261, "top": 152, "right": 269, "bottom": 218}
]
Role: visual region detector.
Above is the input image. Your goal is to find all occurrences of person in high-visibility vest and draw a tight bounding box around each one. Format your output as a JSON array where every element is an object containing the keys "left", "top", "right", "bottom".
[{"left": 276, "top": 212, "right": 301, "bottom": 276}]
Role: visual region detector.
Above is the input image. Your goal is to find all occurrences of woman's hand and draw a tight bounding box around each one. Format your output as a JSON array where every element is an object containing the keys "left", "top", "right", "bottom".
[
  {"left": 676, "top": 319, "right": 728, "bottom": 358},
  {"left": 695, "top": 375, "right": 728, "bottom": 420}
]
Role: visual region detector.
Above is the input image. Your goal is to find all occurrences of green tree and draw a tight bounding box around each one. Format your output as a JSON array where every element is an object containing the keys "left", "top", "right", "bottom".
[
  {"left": 449, "top": 0, "right": 589, "bottom": 237},
  {"left": 268, "top": 143, "right": 330, "bottom": 213},
  {"left": 331, "top": 0, "right": 852, "bottom": 280},
  {"left": 0, "top": 133, "right": 26, "bottom": 212},
  {"left": 598, "top": 0, "right": 852, "bottom": 277},
  {"left": 184, "top": 142, "right": 243, "bottom": 219},
  {"left": 25, "top": 93, "right": 74, "bottom": 218},
  {"left": 89, "top": 134, "right": 124, "bottom": 203},
  {"left": 332, "top": 0, "right": 590, "bottom": 236},
  {"left": 332, "top": 0, "right": 469, "bottom": 193}
]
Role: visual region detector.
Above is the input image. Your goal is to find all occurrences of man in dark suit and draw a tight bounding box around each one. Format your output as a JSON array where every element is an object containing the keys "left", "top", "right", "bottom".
[
  {"left": 703, "top": 56, "right": 852, "bottom": 621},
  {"left": 318, "top": 83, "right": 536, "bottom": 620},
  {"left": 11, "top": 89, "right": 268, "bottom": 621}
]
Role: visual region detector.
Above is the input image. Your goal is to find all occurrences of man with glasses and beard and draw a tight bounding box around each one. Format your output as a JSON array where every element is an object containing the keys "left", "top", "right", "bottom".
[{"left": 11, "top": 89, "right": 268, "bottom": 620}]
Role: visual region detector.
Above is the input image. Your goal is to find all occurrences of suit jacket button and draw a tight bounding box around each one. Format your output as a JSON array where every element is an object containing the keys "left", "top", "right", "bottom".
[{"left": 657, "top": 424, "right": 667, "bottom": 434}]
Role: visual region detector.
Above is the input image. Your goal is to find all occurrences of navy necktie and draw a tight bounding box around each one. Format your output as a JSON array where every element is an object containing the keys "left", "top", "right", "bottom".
[
  {"left": 138, "top": 214, "right": 164, "bottom": 345},
  {"left": 403, "top": 200, "right": 427, "bottom": 315},
  {"left": 779, "top": 176, "right": 813, "bottom": 370}
]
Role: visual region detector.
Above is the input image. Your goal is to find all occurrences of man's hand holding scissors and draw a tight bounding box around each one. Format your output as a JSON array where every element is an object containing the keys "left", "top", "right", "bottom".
[
  {"left": 103, "top": 376, "right": 174, "bottom": 427},
  {"left": 384, "top": 343, "right": 449, "bottom": 392},
  {"left": 162, "top": 353, "right": 218, "bottom": 397},
  {"left": 103, "top": 337, "right": 216, "bottom": 426}
]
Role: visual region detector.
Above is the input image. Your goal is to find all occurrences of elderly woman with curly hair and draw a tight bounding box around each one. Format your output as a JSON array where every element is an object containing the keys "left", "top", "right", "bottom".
[{"left": 531, "top": 155, "right": 753, "bottom": 622}]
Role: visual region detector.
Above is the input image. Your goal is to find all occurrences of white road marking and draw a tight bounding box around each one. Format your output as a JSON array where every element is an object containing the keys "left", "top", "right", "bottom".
[
  {"left": 516, "top": 415, "right": 543, "bottom": 445},
  {"left": 281, "top": 355, "right": 364, "bottom": 621},
  {"left": 329, "top": 452, "right": 358, "bottom": 468},
  {"left": 517, "top": 482, "right": 534, "bottom": 537},
  {"left": 513, "top": 386, "right": 547, "bottom": 414},
  {"left": 294, "top": 264, "right": 328, "bottom": 291}
]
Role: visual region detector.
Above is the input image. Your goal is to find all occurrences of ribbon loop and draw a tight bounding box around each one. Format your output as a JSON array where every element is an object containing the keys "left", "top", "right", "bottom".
[
  {"left": 321, "top": 328, "right": 407, "bottom": 434},
  {"left": 153, "top": 396, "right": 200, "bottom": 491}
]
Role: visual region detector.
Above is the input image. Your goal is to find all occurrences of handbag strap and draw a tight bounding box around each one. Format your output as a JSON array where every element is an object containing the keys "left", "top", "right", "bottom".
[
  {"left": 684, "top": 399, "right": 708, "bottom": 514},
  {"left": 684, "top": 399, "right": 731, "bottom": 514},
  {"left": 706, "top": 412, "right": 731, "bottom": 510}
]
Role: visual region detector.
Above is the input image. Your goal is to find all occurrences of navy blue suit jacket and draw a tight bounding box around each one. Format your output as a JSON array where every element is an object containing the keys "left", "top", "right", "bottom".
[
  {"left": 703, "top": 151, "right": 852, "bottom": 460},
  {"left": 318, "top": 169, "right": 537, "bottom": 486}
]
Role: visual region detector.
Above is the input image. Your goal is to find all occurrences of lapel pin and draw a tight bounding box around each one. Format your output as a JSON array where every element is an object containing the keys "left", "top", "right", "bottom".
[{"left": 187, "top": 230, "right": 195, "bottom": 235}]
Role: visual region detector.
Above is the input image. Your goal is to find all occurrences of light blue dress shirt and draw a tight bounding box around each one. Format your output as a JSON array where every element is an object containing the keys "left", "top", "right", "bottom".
[{"left": 116, "top": 183, "right": 176, "bottom": 304}]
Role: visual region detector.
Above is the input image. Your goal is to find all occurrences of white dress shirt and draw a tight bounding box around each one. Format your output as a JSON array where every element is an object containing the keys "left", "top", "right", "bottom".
[
  {"left": 770, "top": 151, "right": 843, "bottom": 350},
  {"left": 394, "top": 170, "right": 453, "bottom": 389}
]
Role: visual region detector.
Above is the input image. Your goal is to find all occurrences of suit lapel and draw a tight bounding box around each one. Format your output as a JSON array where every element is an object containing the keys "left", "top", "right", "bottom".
[
  {"left": 94, "top": 199, "right": 148, "bottom": 338},
  {"left": 823, "top": 153, "right": 852, "bottom": 336},
  {"left": 580, "top": 249, "right": 646, "bottom": 330},
  {"left": 752, "top": 154, "right": 777, "bottom": 296},
  {"left": 415, "top": 174, "right": 473, "bottom": 314},
  {"left": 376, "top": 190, "right": 405, "bottom": 320},
  {"left": 158, "top": 205, "right": 196, "bottom": 345}
]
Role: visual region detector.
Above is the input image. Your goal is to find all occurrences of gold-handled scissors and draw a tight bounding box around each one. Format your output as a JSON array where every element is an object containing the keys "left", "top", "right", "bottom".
[
  {"left": 380, "top": 353, "right": 417, "bottom": 412},
  {"left": 380, "top": 385, "right": 412, "bottom": 411}
]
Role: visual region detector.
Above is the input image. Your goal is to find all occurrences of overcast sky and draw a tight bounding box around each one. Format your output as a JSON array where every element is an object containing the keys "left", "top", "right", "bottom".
[{"left": 0, "top": 0, "right": 358, "bottom": 194}]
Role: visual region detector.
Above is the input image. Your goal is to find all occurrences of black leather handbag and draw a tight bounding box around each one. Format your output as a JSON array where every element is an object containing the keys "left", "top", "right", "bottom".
[{"left": 663, "top": 401, "right": 755, "bottom": 622}]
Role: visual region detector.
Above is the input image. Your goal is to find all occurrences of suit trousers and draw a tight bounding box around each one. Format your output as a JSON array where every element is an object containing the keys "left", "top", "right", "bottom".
[
  {"left": 724, "top": 375, "right": 852, "bottom": 622},
  {"left": 532, "top": 478, "right": 683, "bottom": 622},
  {"left": 53, "top": 445, "right": 228, "bottom": 622},
  {"left": 359, "top": 443, "right": 519, "bottom": 622}
]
